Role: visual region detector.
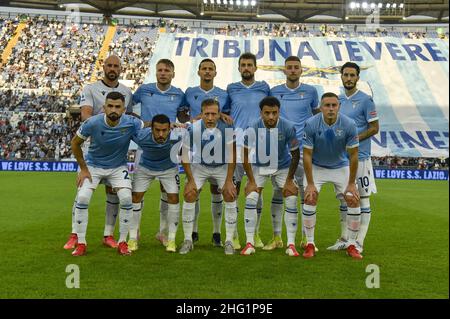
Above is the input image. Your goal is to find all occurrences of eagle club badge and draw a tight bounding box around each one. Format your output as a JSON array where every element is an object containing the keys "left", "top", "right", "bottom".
[
  {"left": 299, "top": 92, "right": 305, "bottom": 99},
  {"left": 352, "top": 101, "right": 359, "bottom": 109},
  {"left": 336, "top": 129, "right": 343, "bottom": 137}
]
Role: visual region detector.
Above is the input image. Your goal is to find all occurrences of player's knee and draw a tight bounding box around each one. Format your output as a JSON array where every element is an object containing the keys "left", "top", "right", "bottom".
[
  {"left": 77, "top": 187, "right": 93, "bottom": 206},
  {"left": 166, "top": 193, "right": 179, "bottom": 204},
  {"left": 116, "top": 188, "right": 132, "bottom": 208},
  {"left": 245, "top": 191, "right": 259, "bottom": 207},
  {"left": 285, "top": 195, "right": 297, "bottom": 210},
  {"left": 132, "top": 192, "right": 145, "bottom": 203},
  {"left": 345, "top": 194, "right": 359, "bottom": 208},
  {"left": 184, "top": 192, "right": 197, "bottom": 203},
  {"left": 304, "top": 197, "right": 317, "bottom": 206}
]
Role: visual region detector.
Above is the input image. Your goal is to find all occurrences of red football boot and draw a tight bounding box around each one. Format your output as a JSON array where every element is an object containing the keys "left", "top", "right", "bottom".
[
  {"left": 102, "top": 235, "right": 118, "bottom": 248},
  {"left": 64, "top": 233, "right": 78, "bottom": 250},
  {"left": 303, "top": 243, "right": 316, "bottom": 259},
  {"left": 72, "top": 243, "right": 86, "bottom": 256}
]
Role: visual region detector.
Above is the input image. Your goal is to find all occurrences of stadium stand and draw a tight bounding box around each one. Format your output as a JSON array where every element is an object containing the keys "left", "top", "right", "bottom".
[{"left": 0, "top": 13, "right": 448, "bottom": 163}]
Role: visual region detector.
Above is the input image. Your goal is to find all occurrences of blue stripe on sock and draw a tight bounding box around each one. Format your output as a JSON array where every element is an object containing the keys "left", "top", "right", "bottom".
[
  {"left": 302, "top": 211, "right": 316, "bottom": 216},
  {"left": 361, "top": 207, "right": 371, "bottom": 213},
  {"left": 285, "top": 209, "right": 298, "bottom": 214},
  {"left": 245, "top": 206, "right": 257, "bottom": 209}
]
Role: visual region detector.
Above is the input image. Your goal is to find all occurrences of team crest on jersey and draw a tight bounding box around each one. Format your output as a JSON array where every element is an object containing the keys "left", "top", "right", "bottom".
[
  {"left": 214, "top": 96, "right": 219, "bottom": 102},
  {"left": 352, "top": 101, "right": 359, "bottom": 109},
  {"left": 335, "top": 129, "right": 344, "bottom": 137},
  {"left": 299, "top": 92, "right": 305, "bottom": 99},
  {"left": 194, "top": 95, "right": 199, "bottom": 100},
  {"left": 278, "top": 133, "right": 284, "bottom": 141},
  {"left": 101, "top": 91, "right": 106, "bottom": 96},
  {"left": 170, "top": 95, "right": 175, "bottom": 101}
]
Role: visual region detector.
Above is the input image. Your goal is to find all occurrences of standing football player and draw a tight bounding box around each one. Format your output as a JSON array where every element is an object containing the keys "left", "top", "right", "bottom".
[{"left": 327, "top": 62, "right": 379, "bottom": 253}]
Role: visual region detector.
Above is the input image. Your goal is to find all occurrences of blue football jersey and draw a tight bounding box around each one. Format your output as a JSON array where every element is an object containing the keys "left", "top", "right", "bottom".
[
  {"left": 185, "top": 120, "right": 235, "bottom": 167},
  {"left": 185, "top": 86, "right": 229, "bottom": 118},
  {"left": 77, "top": 114, "right": 143, "bottom": 169},
  {"left": 339, "top": 90, "right": 378, "bottom": 160},
  {"left": 244, "top": 117, "right": 299, "bottom": 170},
  {"left": 133, "top": 127, "right": 183, "bottom": 171},
  {"left": 225, "top": 81, "right": 270, "bottom": 130},
  {"left": 303, "top": 113, "right": 359, "bottom": 169},
  {"left": 270, "top": 83, "right": 319, "bottom": 144},
  {"left": 133, "top": 83, "right": 186, "bottom": 122}
]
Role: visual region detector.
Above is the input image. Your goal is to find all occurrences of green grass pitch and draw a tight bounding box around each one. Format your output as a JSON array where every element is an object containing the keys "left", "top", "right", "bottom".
[{"left": 0, "top": 172, "right": 448, "bottom": 299}]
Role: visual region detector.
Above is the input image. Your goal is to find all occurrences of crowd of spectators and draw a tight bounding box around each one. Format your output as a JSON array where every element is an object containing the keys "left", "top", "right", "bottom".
[
  {"left": 106, "top": 25, "right": 157, "bottom": 91},
  {"left": 0, "top": 111, "right": 80, "bottom": 160},
  {"left": 0, "top": 18, "right": 18, "bottom": 57},
  {"left": 372, "top": 156, "right": 449, "bottom": 170}
]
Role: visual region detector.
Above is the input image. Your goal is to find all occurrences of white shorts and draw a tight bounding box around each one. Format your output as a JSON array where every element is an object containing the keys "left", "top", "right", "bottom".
[
  {"left": 304, "top": 164, "right": 353, "bottom": 199},
  {"left": 191, "top": 164, "right": 229, "bottom": 191},
  {"left": 254, "top": 167, "right": 292, "bottom": 189},
  {"left": 81, "top": 165, "right": 132, "bottom": 190},
  {"left": 79, "top": 140, "right": 113, "bottom": 188},
  {"left": 134, "top": 148, "right": 143, "bottom": 171},
  {"left": 357, "top": 158, "right": 377, "bottom": 197},
  {"left": 132, "top": 166, "right": 180, "bottom": 194}
]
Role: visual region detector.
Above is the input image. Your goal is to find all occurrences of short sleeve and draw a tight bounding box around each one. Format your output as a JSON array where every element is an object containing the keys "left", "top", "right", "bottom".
[
  {"left": 79, "top": 85, "right": 94, "bottom": 107},
  {"left": 302, "top": 121, "right": 314, "bottom": 149},
  {"left": 365, "top": 97, "right": 378, "bottom": 123},
  {"left": 346, "top": 120, "right": 359, "bottom": 149},
  {"left": 311, "top": 87, "right": 319, "bottom": 111},
  {"left": 288, "top": 126, "right": 299, "bottom": 151},
  {"left": 132, "top": 86, "right": 142, "bottom": 104},
  {"left": 77, "top": 118, "right": 93, "bottom": 140},
  {"left": 177, "top": 92, "right": 188, "bottom": 112}
]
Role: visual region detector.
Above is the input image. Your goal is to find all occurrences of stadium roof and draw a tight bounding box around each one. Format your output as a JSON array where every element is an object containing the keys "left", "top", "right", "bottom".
[{"left": 2, "top": 0, "right": 449, "bottom": 23}]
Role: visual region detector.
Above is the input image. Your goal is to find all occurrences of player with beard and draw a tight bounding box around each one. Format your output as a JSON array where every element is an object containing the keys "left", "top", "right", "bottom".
[
  {"left": 225, "top": 53, "right": 270, "bottom": 250},
  {"left": 63, "top": 55, "right": 133, "bottom": 251}
]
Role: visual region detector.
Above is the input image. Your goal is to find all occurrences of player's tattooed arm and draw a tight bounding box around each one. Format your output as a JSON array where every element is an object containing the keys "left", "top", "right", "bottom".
[
  {"left": 303, "top": 147, "right": 318, "bottom": 204},
  {"left": 358, "top": 120, "right": 379, "bottom": 142},
  {"left": 181, "top": 143, "right": 198, "bottom": 200},
  {"left": 345, "top": 146, "right": 360, "bottom": 205},
  {"left": 223, "top": 142, "right": 237, "bottom": 200},
  {"left": 71, "top": 135, "right": 92, "bottom": 187},
  {"left": 243, "top": 146, "right": 258, "bottom": 196},
  {"left": 283, "top": 148, "right": 300, "bottom": 197}
]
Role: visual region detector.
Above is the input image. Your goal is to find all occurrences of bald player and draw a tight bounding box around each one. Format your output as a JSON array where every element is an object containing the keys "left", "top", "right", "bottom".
[{"left": 63, "top": 55, "right": 133, "bottom": 251}]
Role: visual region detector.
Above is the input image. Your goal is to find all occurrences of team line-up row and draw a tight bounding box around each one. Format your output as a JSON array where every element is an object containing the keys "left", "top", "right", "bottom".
[{"left": 63, "top": 53, "right": 379, "bottom": 260}]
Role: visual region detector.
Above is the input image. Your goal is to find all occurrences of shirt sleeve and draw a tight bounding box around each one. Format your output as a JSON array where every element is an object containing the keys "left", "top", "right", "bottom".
[
  {"left": 77, "top": 118, "right": 92, "bottom": 140},
  {"left": 177, "top": 92, "right": 188, "bottom": 112},
  {"left": 311, "top": 87, "right": 320, "bottom": 110},
  {"left": 288, "top": 125, "right": 299, "bottom": 151},
  {"left": 346, "top": 120, "right": 359, "bottom": 149},
  {"left": 302, "top": 121, "right": 314, "bottom": 149},
  {"left": 79, "top": 85, "right": 94, "bottom": 108},
  {"left": 364, "top": 97, "right": 378, "bottom": 123},
  {"left": 132, "top": 86, "right": 142, "bottom": 104}
]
